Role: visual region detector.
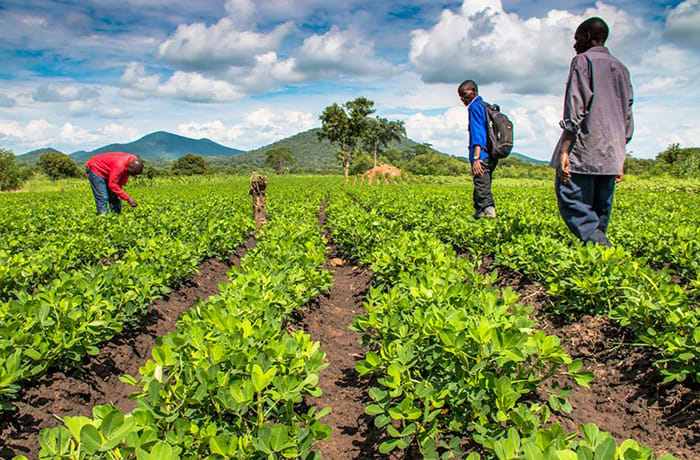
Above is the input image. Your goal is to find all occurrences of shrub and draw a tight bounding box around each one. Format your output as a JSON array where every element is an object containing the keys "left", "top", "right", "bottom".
[
  {"left": 172, "top": 154, "right": 207, "bottom": 175},
  {"left": 0, "top": 148, "right": 26, "bottom": 191},
  {"left": 37, "top": 152, "right": 82, "bottom": 180},
  {"left": 265, "top": 147, "right": 294, "bottom": 174}
]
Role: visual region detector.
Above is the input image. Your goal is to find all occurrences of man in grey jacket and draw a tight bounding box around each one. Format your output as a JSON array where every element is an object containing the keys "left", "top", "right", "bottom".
[{"left": 551, "top": 17, "right": 634, "bottom": 246}]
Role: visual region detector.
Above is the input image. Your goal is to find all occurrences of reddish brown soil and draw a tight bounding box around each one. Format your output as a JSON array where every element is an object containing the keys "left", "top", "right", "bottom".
[
  {"left": 539, "top": 314, "right": 699, "bottom": 460},
  {"left": 0, "top": 244, "right": 253, "bottom": 460},
  {"left": 295, "top": 205, "right": 388, "bottom": 458},
  {"left": 481, "top": 257, "right": 700, "bottom": 459},
  {"left": 300, "top": 256, "right": 381, "bottom": 458}
]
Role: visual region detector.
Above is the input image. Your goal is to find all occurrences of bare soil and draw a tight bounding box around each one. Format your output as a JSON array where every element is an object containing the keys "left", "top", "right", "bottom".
[
  {"left": 296, "top": 206, "right": 388, "bottom": 458},
  {"left": 0, "top": 241, "right": 254, "bottom": 460},
  {"left": 484, "top": 257, "right": 700, "bottom": 459}
]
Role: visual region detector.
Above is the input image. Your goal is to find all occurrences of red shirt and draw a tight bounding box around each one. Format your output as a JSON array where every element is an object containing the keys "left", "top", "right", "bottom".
[{"left": 86, "top": 152, "right": 137, "bottom": 201}]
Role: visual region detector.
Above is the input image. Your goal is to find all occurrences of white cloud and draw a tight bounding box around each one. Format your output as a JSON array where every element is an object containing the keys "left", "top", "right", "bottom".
[
  {"left": 0, "top": 119, "right": 57, "bottom": 147},
  {"left": 177, "top": 108, "right": 316, "bottom": 149},
  {"left": 97, "top": 123, "right": 141, "bottom": 142},
  {"left": 60, "top": 123, "right": 99, "bottom": 144},
  {"left": 158, "top": 18, "right": 293, "bottom": 71},
  {"left": 403, "top": 107, "right": 467, "bottom": 153},
  {"left": 224, "top": 0, "right": 257, "bottom": 28},
  {"left": 664, "top": 0, "right": 700, "bottom": 48},
  {"left": 293, "top": 25, "right": 400, "bottom": 78},
  {"left": 120, "top": 63, "right": 242, "bottom": 102},
  {"left": 409, "top": 0, "right": 649, "bottom": 94},
  {"left": 33, "top": 84, "right": 100, "bottom": 102},
  {"left": 67, "top": 101, "right": 130, "bottom": 119}
]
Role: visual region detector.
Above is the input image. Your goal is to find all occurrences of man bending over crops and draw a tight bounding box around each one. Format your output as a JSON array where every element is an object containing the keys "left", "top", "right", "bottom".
[
  {"left": 551, "top": 17, "right": 634, "bottom": 246},
  {"left": 459, "top": 79, "right": 497, "bottom": 219},
  {"left": 86, "top": 152, "right": 143, "bottom": 215}
]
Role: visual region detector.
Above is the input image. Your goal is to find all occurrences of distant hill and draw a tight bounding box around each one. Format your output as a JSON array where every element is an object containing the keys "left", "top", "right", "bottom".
[
  {"left": 509, "top": 152, "right": 547, "bottom": 164},
  {"left": 218, "top": 128, "right": 440, "bottom": 172},
  {"left": 16, "top": 147, "right": 66, "bottom": 165},
  {"left": 70, "top": 131, "right": 245, "bottom": 163}
]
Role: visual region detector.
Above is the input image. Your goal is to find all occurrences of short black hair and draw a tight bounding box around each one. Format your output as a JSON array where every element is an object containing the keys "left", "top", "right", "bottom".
[
  {"left": 458, "top": 79, "right": 478, "bottom": 94},
  {"left": 577, "top": 17, "right": 609, "bottom": 44},
  {"left": 130, "top": 158, "right": 144, "bottom": 174}
]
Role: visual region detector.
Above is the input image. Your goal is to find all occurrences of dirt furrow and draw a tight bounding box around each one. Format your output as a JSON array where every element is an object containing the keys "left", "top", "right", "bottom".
[
  {"left": 0, "top": 238, "right": 255, "bottom": 460},
  {"left": 297, "top": 204, "right": 385, "bottom": 458},
  {"left": 484, "top": 256, "right": 700, "bottom": 459}
]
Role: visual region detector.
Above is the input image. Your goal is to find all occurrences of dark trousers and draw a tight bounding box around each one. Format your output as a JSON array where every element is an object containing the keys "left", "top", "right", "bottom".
[
  {"left": 555, "top": 173, "right": 616, "bottom": 244},
  {"left": 87, "top": 167, "right": 121, "bottom": 215},
  {"left": 473, "top": 156, "right": 498, "bottom": 213}
]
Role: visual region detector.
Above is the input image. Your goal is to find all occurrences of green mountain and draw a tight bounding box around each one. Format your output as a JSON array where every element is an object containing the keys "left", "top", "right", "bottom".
[
  {"left": 509, "top": 152, "right": 547, "bottom": 164},
  {"left": 16, "top": 147, "right": 66, "bottom": 165},
  {"left": 218, "top": 128, "right": 439, "bottom": 173},
  {"left": 70, "top": 131, "right": 245, "bottom": 163},
  {"left": 216, "top": 128, "right": 545, "bottom": 171}
]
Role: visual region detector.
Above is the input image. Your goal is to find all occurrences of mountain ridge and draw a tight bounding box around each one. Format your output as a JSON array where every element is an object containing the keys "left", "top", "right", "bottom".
[
  {"left": 17, "top": 129, "right": 546, "bottom": 167},
  {"left": 69, "top": 131, "right": 245, "bottom": 163}
]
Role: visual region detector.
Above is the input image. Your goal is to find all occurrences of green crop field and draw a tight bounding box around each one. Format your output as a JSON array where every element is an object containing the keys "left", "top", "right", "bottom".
[{"left": 0, "top": 175, "right": 697, "bottom": 459}]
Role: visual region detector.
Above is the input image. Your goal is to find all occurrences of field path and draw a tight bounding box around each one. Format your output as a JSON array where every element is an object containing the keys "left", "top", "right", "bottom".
[
  {"left": 0, "top": 238, "right": 255, "bottom": 460},
  {"left": 299, "top": 204, "right": 386, "bottom": 459}
]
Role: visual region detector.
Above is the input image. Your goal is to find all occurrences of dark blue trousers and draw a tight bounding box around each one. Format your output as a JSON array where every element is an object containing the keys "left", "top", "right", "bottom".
[
  {"left": 87, "top": 167, "right": 122, "bottom": 215},
  {"left": 555, "top": 173, "right": 616, "bottom": 245}
]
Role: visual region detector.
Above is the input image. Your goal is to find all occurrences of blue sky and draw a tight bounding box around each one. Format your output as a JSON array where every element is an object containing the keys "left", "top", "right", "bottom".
[{"left": 0, "top": 0, "right": 698, "bottom": 160}]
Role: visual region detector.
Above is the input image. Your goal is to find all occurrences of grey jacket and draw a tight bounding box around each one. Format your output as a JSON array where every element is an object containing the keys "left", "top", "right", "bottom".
[{"left": 550, "top": 46, "right": 634, "bottom": 175}]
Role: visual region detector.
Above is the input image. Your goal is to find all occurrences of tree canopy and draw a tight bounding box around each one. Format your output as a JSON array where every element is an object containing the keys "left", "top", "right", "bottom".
[
  {"left": 318, "top": 97, "right": 376, "bottom": 181},
  {"left": 265, "top": 147, "right": 294, "bottom": 174},
  {"left": 37, "top": 152, "right": 81, "bottom": 180},
  {"left": 172, "top": 154, "right": 207, "bottom": 175}
]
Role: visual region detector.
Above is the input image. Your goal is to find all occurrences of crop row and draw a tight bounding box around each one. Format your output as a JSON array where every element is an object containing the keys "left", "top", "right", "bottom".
[
  {"left": 349, "top": 184, "right": 700, "bottom": 385},
  {"left": 27, "top": 185, "right": 333, "bottom": 459},
  {"left": 0, "top": 186, "right": 255, "bottom": 410},
  {"left": 0, "top": 179, "right": 251, "bottom": 300},
  {"left": 324, "top": 189, "right": 677, "bottom": 459}
]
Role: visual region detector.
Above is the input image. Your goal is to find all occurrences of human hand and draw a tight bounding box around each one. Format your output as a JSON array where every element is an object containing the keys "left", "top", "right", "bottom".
[
  {"left": 127, "top": 197, "right": 138, "bottom": 207},
  {"left": 472, "top": 159, "right": 484, "bottom": 177},
  {"left": 557, "top": 152, "right": 571, "bottom": 182},
  {"left": 616, "top": 168, "right": 624, "bottom": 183}
]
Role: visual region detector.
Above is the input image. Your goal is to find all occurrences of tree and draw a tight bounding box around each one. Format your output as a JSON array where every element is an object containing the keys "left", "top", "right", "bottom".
[
  {"left": 318, "top": 97, "right": 376, "bottom": 182},
  {"left": 348, "top": 151, "right": 374, "bottom": 176},
  {"left": 265, "top": 147, "right": 294, "bottom": 174},
  {"left": 362, "top": 117, "right": 406, "bottom": 167},
  {"left": 37, "top": 152, "right": 81, "bottom": 180},
  {"left": 0, "top": 148, "right": 28, "bottom": 191},
  {"left": 172, "top": 154, "right": 207, "bottom": 175}
]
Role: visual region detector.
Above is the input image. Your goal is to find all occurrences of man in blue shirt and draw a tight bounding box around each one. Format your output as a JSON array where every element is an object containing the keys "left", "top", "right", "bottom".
[{"left": 459, "top": 79, "right": 497, "bottom": 218}]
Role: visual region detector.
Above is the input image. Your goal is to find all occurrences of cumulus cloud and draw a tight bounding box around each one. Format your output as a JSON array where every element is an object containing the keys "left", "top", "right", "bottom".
[
  {"left": 292, "top": 26, "right": 400, "bottom": 78},
  {"left": 0, "top": 119, "right": 57, "bottom": 147},
  {"left": 664, "top": 0, "right": 700, "bottom": 48},
  {"left": 177, "top": 108, "right": 316, "bottom": 149},
  {"left": 158, "top": 18, "right": 293, "bottom": 71},
  {"left": 60, "top": 123, "right": 99, "bottom": 144},
  {"left": 403, "top": 107, "right": 467, "bottom": 153},
  {"left": 120, "top": 63, "right": 242, "bottom": 102},
  {"left": 67, "top": 101, "right": 129, "bottom": 119},
  {"left": 0, "top": 118, "right": 143, "bottom": 152},
  {"left": 409, "top": 0, "right": 649, "bottom": 94},
  {"left": 33, "top": 84, "right": 100, "bottom": 102}
]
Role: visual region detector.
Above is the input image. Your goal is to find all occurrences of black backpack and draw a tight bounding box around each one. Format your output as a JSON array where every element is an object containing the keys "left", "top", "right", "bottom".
[{"left": 480, "top": 101, "right": 514, "bottom": 159}]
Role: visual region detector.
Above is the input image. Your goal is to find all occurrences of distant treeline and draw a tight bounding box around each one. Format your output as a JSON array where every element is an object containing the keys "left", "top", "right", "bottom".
[{"left": 2, "top": 144, "right": 699, "bottom": 191}]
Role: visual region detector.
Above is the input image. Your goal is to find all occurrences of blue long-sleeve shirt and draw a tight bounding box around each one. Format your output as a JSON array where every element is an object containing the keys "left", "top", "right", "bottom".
[{"left": 468, "top": 95, "right": 489, "bottom": 163}]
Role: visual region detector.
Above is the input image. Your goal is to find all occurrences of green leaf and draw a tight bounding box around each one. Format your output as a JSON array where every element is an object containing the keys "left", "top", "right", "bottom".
[
  {"left": 594, "top": 438, "right": 616, "bottom": 460},
  {"left": 269, "top": 425, "right": 290, "bottom": 452},
  {"left": 80, "top": 424, "right": 102, "bottom": 454}
]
